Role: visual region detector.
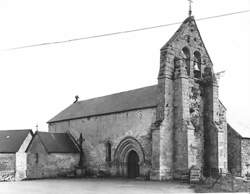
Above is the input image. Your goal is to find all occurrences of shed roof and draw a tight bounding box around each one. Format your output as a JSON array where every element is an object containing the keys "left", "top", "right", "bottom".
[
  {"left": 48, "top": 85, "right": 158, "bottom": 123},
  {"left": 0, "top": 129, "right": 32, "bottom": 153},
  {"left": 37, "top": 132, "right": 79, "bottom": 153}
]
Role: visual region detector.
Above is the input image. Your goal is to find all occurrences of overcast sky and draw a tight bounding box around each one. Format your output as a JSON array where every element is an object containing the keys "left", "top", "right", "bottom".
[{"left": 0, "top": 0, "right": 249, "bottom": 136}]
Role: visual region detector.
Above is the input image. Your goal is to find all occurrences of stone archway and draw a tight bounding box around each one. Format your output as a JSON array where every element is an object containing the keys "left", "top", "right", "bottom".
[{"left": 114, "top": 136, "right": 145, "bottom": 178}]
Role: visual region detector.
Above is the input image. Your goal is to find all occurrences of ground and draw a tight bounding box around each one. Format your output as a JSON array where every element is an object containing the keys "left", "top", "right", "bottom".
[{"left": 0, "top": 178, "right": 194, "bottom": 194}]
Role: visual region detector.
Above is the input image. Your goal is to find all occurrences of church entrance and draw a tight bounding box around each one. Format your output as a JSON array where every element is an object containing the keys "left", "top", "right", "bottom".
[{"left": 127, "top": 150, "right": 139, "bottom": 178}]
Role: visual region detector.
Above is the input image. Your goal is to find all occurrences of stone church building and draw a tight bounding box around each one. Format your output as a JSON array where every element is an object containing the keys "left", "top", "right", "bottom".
[{"left": 47, "top": 16, "right": 228, "bottom": 180}]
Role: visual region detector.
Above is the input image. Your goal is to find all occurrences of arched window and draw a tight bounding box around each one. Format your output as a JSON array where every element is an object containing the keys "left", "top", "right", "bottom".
[
  {"left": 182, "top": 47, "right": 190, "bottom": 76},
  {"left": 106, "top": 142, "right": 112, "bottom": 162},
  {"left": 193, "top": 51, "right": 201, "bottom": 78}
]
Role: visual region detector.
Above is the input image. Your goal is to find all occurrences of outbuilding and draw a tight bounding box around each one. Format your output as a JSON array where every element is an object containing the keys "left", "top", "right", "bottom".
[
  {"left": 0, "top": 129, "right": 33, "bottom": 181},
  {"left": 23, "top": 131, "right": 80, "bottom": 179}
]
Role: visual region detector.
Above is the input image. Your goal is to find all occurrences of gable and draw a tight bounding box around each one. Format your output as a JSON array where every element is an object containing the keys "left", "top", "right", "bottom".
[
  {"left": 18, "top": 132, "right": 33, "bottom": 153},
  {"left": 26, "top": 134, "right": 47, "bottom": 154},
  {"left": 48, "top": 85, "right": 158, "bottom": 123},
  {"left": 161, "top": 16, "right": 214, "bottom": 68},
  {"left": 0, "top": 130, "right": 33, "bottom": 153},
  {"left": 30, "top": 132, "right": 80, "bottom": 153}
]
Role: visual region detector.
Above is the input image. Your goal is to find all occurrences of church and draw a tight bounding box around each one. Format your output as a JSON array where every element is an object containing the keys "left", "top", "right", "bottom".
[{"left": 47, "top": 15, "right": 228, "bottom": 181}]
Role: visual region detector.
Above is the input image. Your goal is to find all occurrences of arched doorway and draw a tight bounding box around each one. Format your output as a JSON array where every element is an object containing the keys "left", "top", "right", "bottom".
[
  {"left": 127, "top": 150, "right": 139, "bottom": 178},
  {"left": 114, "top": 136, "right": 145, "bottom": 177}
]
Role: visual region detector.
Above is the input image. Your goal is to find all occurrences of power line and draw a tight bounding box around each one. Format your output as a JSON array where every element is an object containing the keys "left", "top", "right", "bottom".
[{"left": 4, "top": 9, "right": 250, "bottom": 51}]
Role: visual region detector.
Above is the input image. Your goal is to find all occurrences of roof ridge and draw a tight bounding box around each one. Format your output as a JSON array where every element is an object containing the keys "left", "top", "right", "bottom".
[
  {"left": 48, "top": 84, "right": 158, "bottom": 123},
  {"left": 0, "top": 129, "right": 32, "bottom": 132},
  {"left": 37, "top": 131, "right": 66, "bottom": 134},
  {"left": 76, "top": 84, "right": 157, "bottom": 104}
]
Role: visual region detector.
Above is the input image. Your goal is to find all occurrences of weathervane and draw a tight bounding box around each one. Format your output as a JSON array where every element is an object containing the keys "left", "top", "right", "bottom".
[{"left": 188, "top": 0, "right": 193, "bottom": 17}]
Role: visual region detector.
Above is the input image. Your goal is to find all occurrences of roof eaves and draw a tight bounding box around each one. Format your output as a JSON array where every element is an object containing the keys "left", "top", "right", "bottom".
[
  {"left": 47, "top": 105, "right": 157, "bottom": 123},
  {"left": 242, "top": 137, "right": 250, "bottom": 140}
]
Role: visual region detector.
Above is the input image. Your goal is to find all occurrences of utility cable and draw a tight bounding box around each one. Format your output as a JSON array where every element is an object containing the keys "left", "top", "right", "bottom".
[{"left": 4, "top": 9, "right": 250, "bottom": 51}]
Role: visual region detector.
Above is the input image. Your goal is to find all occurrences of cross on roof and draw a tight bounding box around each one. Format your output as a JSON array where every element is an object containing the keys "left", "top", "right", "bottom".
[{"left": 188, "top": 0, "right": 193, "bottom": 17}]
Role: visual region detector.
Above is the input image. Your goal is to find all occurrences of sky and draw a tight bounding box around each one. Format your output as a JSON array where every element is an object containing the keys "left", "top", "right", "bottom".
[{"left": 0, "top": 0, "right": 249, "bottom": 136}]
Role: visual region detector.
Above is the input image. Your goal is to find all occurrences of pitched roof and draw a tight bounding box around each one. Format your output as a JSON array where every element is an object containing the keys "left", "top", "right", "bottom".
[
  {"left": 37, "top": 132, "right": 79, "bottom": 153},
  {"left": 48, "top": 85, "right": 158, "bottom": 123},
  {"left": 0, "top": 129, "right": 32, "bottom": 153}
]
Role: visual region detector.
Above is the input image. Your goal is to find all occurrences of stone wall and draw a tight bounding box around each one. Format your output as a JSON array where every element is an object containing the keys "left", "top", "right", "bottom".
[
  {"left": 188, "top": 81, "right": 205, "bottom": 170},
  {"left": 26, "top": 153, "right": 79, "bottom": 179},
  {"left": 158, "top": 16, "right": 229, "bottom": 179},
  {"left": 49, "top": 108, "right": 156, "bottom": 177},
  {"left": 227, "top": 124, "right": 241, "bottom": 176},
  {"left": 217, "top": 102, "right": 228, "bottom": 172},
  {"left": 158, "top": 16, "right": 215, "bottom": 179},
  {"left": 241, "top": 138, "right": 250, "bottom": 176},
  {"left": 0, "top": 154, "right": 15, "bottom": 181},
  {"left": 203, "top": 86, "right": 228, "bottom": 175},
  {"left": 15, "top": 153, "right": 27, "bottom": 180}
]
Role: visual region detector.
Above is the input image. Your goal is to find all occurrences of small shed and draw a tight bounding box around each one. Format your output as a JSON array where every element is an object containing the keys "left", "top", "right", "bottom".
[
  {"left": 24, "top": 131, "right": 80, "bottom": 179},
  {"left": 0, "top": 129, "right": 33, "bottom": 181}
]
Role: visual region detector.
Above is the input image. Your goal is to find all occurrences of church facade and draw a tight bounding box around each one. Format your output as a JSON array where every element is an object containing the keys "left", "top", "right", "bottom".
[{"left": 48, "top": 16, "right": 228, "bottom": 180}]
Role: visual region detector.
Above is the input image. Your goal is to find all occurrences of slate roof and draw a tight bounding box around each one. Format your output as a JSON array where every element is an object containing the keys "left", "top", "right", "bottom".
[
  {"left": 227, "top": 123, "right": 242, "bottom": 138},
  {"left": 0, "top": 129, "right": 32, "bottom": 153},
  {"left": 48, "top": 85, "right": 158, "bottom": 123},
  {"left": 37, "top": 132, "right": 79, "bottom": 153}
]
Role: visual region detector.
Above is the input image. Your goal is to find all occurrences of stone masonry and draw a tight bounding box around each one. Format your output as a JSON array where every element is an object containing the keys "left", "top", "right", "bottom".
[
  {"left": 49, "top": 108, "right": 155, "bottom": 177},
  {"left": 154, "top": 16, "right": 227, "bottom": 179},
  {"left": 227, "top": 124, "right": 242, "bottom": 175},
  {"left": 48, "top": 16, "right": 228, "bottom": 181},
  {"left": 241, "top": 138, "right": 250, "bottom": 176}
]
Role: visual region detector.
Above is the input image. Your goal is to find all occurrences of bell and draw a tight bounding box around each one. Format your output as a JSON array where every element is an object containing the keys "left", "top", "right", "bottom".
[{"left": 194, "top": 62, "right": 200, "bottom": 71}]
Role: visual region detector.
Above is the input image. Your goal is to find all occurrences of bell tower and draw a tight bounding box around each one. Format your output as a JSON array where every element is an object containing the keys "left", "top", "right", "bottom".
[{"left": 151, "top": 15, "right": 227, "bottom": 180}]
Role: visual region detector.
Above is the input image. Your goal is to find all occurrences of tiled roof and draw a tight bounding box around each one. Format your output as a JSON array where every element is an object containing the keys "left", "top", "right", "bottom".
[
  {"left": 48, "top": 85, "right": 158, "bottom": 123},
  {"left": 0, "top": 129, "right": 32, "bottom": 153},
  {"left": 37, "top": 132, "right": 79, "bottom": 153}
]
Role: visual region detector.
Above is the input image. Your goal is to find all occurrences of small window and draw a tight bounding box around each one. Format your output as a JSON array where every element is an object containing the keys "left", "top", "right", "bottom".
[
  {"left": 35, "top": 153, "right": 39, "bottom": 163},
  {"left": 182, "top": 47, "right": 190, "bottom": 76},
  {"left": 106, "top": 142, "right": 112, "bottom": 162}
]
